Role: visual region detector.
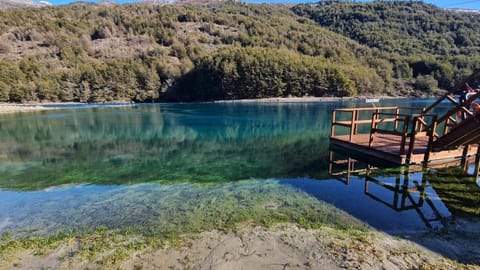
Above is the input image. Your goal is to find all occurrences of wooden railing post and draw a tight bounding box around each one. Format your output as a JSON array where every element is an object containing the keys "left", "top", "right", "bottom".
[
  {"left": 331, "top": 110, "right": 336, "bottom": 137},
  {"left": 400, "top": 116, "right": 410, "bottom": 155},
  {"left": 353, "top": 109, "right": 360, "bottom": 135},
  {"left": 349, "top": 109, "right": 357, "bottom": 142},
  {"left": 394, "top": 107, "right": 400, "bottom": 131},
  {"left": 423, "top": 115, "right": 437, "bottom": 166},
  {"left": 406, "top": 116, "right": 418, "bottom": 164},
  {"left": 369, "top": 112, "right": 378, "bottom": 148}
]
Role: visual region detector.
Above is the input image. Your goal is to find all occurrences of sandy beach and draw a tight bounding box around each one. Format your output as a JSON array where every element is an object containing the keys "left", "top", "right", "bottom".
[
  {"left": 1, "top": 222, "right": 479, "bottom": 270},
  {"left": 0, "top": 103, "right": 52, "bottom": 114},
  {"left": 0, "top": 102, "right": 134, "bottom": 114}
]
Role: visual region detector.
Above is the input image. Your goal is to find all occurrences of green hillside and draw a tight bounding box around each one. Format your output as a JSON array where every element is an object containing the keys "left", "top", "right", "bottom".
[
  {"left": 0, "top": 1, "right": 478, "bottom": 102},
  {"left": 292, "top": 1, "right": 480, "bottom": 90}
]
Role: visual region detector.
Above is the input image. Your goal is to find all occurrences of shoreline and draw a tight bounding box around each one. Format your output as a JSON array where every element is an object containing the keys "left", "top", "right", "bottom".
[
  {"left": 1, "top": 222, "right": 478, "bottom": 270},
  {"left": 0, "top": 96, "right": 407, "bottom": 114},
  {"left": 213, "top": 95, "right": 403, "bottom": 103},
  {"left": 0, "top": 103, "right": 52, "bottom": 114},
  {"left": 0, "top": 102, "right": 134, "bottom": 114}
]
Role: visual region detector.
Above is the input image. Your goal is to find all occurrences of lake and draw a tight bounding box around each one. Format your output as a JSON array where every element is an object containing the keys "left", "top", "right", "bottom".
[{"left": 0, "top": 100, "right": 478, "bottom": 237}]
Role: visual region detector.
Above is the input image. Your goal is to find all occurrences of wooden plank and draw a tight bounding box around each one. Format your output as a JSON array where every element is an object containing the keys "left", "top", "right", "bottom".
[
  {"left": 334, "top": 120, "right": 374, "bottom": 126},
  {"left": 330, "top": 136, "right": 404, "bottom": 164},
  {"left": 371, "top": 129, "right": 404, "bottom": 137}
]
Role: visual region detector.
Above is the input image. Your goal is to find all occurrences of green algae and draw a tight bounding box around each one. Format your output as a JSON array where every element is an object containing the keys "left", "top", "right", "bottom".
[
  {"left": 0, "top": 180, "right": 367, "bottom": 267},
  {"left": 0, "top": 179, "right": 366, "bottom": 238}
]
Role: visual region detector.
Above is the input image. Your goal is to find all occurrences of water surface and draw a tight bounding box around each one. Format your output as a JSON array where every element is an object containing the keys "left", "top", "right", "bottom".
[{"left": 0, "top": 100, "right": 477, "bottom": 237}]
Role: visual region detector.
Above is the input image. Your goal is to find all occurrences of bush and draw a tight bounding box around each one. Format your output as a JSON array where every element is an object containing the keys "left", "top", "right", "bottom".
[{"left": 414, "top": 74, "right": 438, "bottom": 93}]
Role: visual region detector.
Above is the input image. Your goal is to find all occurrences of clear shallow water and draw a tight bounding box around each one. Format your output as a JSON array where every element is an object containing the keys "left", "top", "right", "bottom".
[{"left": 0, "top": 100, "right": 476, "bottom": 236}]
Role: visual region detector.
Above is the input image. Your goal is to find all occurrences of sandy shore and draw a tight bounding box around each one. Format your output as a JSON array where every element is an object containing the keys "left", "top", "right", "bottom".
[
  {"left": 1, "top": 223, "right": 479, "bottom": 270},
  {"left": 0, "top": 102, "right": 135, "bottom": 114},
  {"left": 0, "top": 103, "right": 52, "bottom": 114}
]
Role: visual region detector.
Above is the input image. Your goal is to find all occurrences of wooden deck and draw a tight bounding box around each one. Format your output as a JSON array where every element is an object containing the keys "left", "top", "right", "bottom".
[
  {"left": 330, "top": 133, "right": 478, "bottom": 166},
  {"left": 329, "top": 105, "right": 480, "bottom": 169},
  {"left": 329, "top": 69, "right": 480, "bottom": 176}
]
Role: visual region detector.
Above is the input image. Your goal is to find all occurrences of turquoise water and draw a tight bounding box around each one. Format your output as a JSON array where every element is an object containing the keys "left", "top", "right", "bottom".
[{"left": 0, "top": 100, "right": 474, "bottom": 236}]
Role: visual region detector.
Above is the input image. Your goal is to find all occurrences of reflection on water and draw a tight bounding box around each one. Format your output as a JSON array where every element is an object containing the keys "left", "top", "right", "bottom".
[
  {"left": 326, "top": 147, "right": 480, "bottom": 233},
  {"left": 0, "top": 103, "right": 335, "bottom": 187},
  {"left": 0, "top": 100, "right": 477, "bottom": 236}
]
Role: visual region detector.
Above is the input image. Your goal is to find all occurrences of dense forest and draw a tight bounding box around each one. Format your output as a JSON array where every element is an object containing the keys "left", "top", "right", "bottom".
[
  {"left": 0, "top": 1, "right": 478, "bottom": 102},
  {"left": 292, "top": 1, "right": 480, "bottom": 90}
]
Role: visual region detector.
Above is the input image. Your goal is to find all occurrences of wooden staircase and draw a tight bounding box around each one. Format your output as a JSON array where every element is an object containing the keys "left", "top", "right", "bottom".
[{"left": 422, "top": 68, "right": 480, "bottom": 150}]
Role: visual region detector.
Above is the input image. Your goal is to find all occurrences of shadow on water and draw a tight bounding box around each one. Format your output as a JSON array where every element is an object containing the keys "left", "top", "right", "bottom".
[{"left": 284, "top": 145, "right": 480, "bottom": 264}]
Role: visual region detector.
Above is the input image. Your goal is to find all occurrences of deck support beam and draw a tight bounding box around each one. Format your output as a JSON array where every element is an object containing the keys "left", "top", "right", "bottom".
[
  {"left": 474, "top": 146, "right": 480, "bottom": 179},
  {"left": 460, "top": 144, "right": 470, "bottom": 171}
]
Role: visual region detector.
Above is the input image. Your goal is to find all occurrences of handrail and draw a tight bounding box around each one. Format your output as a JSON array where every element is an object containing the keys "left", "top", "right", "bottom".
[
  {"left": 331, "top": 107, "right": 401, "bottom": 141},
  {"left": 333, "top": 106, "right": 397, "bottom": 112},
  {"left": 369, "top": 112, "right": 437, "bottom": 162},
  {"left": 331, "top": 106, "right": 430, "bottom": 142}
]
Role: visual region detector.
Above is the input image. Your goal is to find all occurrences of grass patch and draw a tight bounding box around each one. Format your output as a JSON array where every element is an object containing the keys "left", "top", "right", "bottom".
[{"left": 426, "top": 167, "right": 480, "bottom": 217}]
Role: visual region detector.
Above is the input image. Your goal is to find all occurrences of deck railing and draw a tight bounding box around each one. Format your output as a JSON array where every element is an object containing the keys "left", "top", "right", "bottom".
[
  {"left": 330, "top": 106, "right": 436, "bottom": 163},
  {"left": 369, "top": 112, "right": 437, "bottom": 163},
  {"left": 330, "top": 107, "right": 399, "bottom": 142},
  {"left": 330, "top": 107, "right": 426, "bottom": 140}
]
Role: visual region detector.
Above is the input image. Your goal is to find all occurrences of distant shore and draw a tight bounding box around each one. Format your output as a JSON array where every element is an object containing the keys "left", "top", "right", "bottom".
[
  {"left": 0, "top": 102, "right": 132, "bottom": 114},
  {"left": 213, "top": 95, "right": 401, "bottom": 103},
  {"left": 0, "top": 103, "right": 52, "bottom": 114},
  {"left": 0, "top": 96, "right": 406, "bottom": 114}
]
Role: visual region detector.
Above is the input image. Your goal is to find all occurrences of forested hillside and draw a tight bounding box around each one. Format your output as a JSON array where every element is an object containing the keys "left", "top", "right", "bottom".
[
  {"left": 0, "top": 1, "right": 478, "bottom": 102},
  {"left": 292, "top": 1, "right": 480, "bottom": 90}
]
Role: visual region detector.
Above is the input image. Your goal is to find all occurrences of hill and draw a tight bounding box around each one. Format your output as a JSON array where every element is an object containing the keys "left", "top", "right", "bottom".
[
  {"left": 0, "top": 1, "right": 478, "bottom": 102},
  {"left": 292, "top": 1, "right": 480, "bottom": 90}
]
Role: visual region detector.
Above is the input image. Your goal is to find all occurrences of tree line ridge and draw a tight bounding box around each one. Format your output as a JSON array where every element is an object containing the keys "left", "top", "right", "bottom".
[{"left": 0, "top": 1, "right": 478, "bottom": 102}]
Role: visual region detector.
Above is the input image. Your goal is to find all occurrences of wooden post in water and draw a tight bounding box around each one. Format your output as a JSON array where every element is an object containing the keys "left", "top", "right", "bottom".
[
  {"left": 474, "top": 146, "right": 480, "bottom": 179},
  {"left": 460, "top": 144, "right": 470, "bottom": 171}
]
